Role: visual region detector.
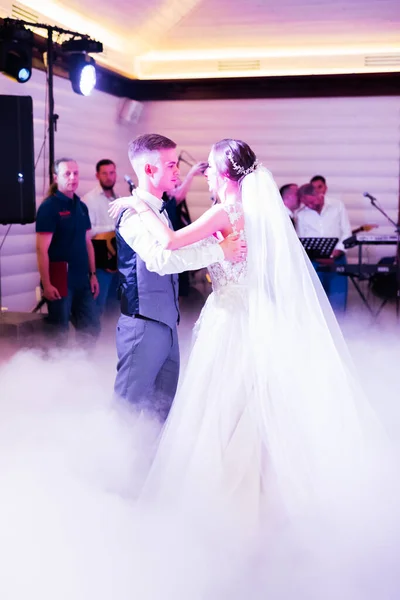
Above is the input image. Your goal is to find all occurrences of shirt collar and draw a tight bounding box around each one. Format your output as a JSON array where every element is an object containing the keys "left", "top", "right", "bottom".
[
  {"left": 320, "top": 196, "right": 332, "bottom": 215},
  {"left": 94, "top": 183, "right": 117, "bottom": 199},
  {"left": 95, "top": 183, "right": 105, "bottom": 196},
  {"left": 136, "top": 188, "right": 163, "bottom": 212},
  {"left": 55, "top": 190, "right": 79, "bottom": 202},
  {"left": 298, "top": 197, "right": 331, "bottom": 216}
]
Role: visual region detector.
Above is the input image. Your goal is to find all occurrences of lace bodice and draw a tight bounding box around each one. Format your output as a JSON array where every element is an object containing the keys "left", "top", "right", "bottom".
[{"left": 199, "top": 203, "right": 247, "bottom": 291}]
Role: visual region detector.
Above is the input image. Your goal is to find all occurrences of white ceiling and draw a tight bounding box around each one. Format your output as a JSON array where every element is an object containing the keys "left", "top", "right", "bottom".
[{"left": 3, "top": 0, "right": 400, "bottom": 78}]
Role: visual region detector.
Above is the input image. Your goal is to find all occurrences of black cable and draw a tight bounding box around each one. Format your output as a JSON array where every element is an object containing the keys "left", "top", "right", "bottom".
[
  {"left": 41, "top": 60, "right": 49, "bottom": 197},
  {"left": 0, "top": 225, "right": 13, "bottom": 314},
  {"left": 0, "top": 225, "right": 12, "bottom": 254},
  {"left": 35, "top": 138, "right": 46, "bottom": 169}
]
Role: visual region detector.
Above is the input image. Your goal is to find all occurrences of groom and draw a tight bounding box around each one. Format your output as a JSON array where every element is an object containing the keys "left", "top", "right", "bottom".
[{"left": 114, "top": 133, "right": 245, "bottom": 421}]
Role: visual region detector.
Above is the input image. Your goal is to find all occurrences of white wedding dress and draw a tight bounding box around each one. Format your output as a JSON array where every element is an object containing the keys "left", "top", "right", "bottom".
[
  {"left": 136, "top": 170, "right": 400, "bottom": 597},
  {"left": 140, "top": 204, "right": 271, "bottom": 526},
  {"left": 141, "top": 198, "right": 378, "bottom": 517},
  {"left": 0, "top": 168, "right": 399, "bottom": 600}
]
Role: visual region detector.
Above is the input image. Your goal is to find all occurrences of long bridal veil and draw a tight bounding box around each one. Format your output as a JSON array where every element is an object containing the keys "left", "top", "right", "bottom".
[
  {"left": 238, "top": 166, "right": 400, "bottom": 597},
  {"left": 241, "top": 164, "right": 400, "bottom": 572},
  {"left": 244, "top": 166, "right": 390, "bottom": 513}
]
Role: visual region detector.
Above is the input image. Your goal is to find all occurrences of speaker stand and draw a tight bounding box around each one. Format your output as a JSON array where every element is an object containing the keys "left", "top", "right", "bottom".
[
  {"left": 0, "top": 310, "right": 46, "bottom": 341},
  {"left": 0, "top": 228, "right": 46, "bottom": 342}
]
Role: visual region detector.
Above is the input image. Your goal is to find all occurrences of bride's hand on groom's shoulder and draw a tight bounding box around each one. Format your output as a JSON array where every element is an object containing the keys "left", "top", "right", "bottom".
[{"left": 108, "top": 194, "right": 142, "bottom": 219}]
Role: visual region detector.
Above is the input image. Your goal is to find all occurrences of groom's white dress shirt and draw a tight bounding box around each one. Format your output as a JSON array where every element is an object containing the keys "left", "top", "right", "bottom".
[{"left": 119, "top": 188, "right": 224, "bottom": 275}]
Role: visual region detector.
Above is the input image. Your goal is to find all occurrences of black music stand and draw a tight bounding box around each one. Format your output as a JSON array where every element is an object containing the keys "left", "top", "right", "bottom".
[
  {"left": 299, "top": 237, "right": 339, "bottom": 260},
  {"left": 300, "top": 237, "right": 374, "bottom": 314}
]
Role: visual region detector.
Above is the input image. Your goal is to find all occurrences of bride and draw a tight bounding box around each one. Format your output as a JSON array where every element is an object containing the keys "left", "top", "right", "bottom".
[
  {"left": 0, "top": 139, "right": 396, "bottom": 600},
  {"left": 110, "top": 138, "right": 395, "bottom": 538}
]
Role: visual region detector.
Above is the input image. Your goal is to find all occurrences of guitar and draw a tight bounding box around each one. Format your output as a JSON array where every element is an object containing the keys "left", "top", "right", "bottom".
[
  {"left": 92, "top": 231, "right": 117, "bottom": 272},
  {"left": 352, "top": 224, "right": 378, "bottom": 235}
]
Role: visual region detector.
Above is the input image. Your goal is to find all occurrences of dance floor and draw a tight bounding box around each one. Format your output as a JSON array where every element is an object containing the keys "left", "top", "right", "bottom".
[{"left": 0, "top": 287, "right": 399, "bottom": 600}]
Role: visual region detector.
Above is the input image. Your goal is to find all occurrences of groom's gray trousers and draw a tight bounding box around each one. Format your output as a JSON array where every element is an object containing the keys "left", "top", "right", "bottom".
[{"left": 114, "top": 314, "right": 180, "bottom": 422}]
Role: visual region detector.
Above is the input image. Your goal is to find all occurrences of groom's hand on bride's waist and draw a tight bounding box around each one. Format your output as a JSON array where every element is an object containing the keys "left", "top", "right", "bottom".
[{"left": 220, "top": 234, "right": 247, "bottom": 263}]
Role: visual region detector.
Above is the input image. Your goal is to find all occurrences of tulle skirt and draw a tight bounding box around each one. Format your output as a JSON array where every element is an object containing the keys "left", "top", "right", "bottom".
[
  {"left": 141, "top": 286, "right": 268, "bottom": 527},
  {"left": 142, "top": 284, "right": 382, "bottom": 509},
  {"left": 1, "top": 290, "right": 399, "bottom": 599},
  {"left": 139, "top": 284, "right": 400, "bottom": 597}
]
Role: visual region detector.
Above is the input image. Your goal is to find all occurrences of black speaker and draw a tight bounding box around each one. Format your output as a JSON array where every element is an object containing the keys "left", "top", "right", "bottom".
[{"left": 0, "top": 94, "right": 36, "bottom": 224}]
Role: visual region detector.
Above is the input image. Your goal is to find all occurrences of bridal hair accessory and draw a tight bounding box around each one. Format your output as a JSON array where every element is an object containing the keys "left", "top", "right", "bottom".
[{"left": 227, "top": 150, "right": 260, "bottom": 176}]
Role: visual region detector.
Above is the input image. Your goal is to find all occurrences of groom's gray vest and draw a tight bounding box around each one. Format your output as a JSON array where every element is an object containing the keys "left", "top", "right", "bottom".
[{"left": 115, "top": 211, "right": 179, "bottom": 329}]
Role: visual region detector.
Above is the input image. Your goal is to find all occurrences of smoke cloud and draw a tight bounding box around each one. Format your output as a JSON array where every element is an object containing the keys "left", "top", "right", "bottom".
[{"left": 0, "top": 306, "right": 399, "bottom": 599}]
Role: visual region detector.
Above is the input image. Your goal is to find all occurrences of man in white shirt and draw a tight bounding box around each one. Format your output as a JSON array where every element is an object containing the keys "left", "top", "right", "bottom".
[
  {"left": 83, "top": 159, "right": 119, "bottom": 316},
  {"left": 279, "top": 183, "right": 299, "bottom": 226},
  {"left": 296, "top": 179, "right": 352, "bottom": 313},
  {"left": 114, "top": 133, "right": 245, "bottom": 421}
]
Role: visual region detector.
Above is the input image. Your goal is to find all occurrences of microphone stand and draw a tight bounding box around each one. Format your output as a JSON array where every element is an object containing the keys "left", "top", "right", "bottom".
[
  {"left": 178, "top": 149, "right": 197, "bottom": 167},
  {"left": 124, "top": 176, "right": 136, "bottom": 194},
  {"left": 368, "top": 196, "right": 400, "bottom": 318},
  {"left": 178, "top": 156, "right": 194, "bottom": 168}
]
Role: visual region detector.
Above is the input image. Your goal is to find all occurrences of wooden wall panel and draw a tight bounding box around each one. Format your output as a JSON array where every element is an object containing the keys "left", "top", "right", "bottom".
[{"left": 0, "top": 69, "right": 137, "bottom": 310}]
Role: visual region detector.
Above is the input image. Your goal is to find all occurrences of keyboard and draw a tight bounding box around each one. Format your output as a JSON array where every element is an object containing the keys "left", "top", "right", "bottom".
[
  {"left": 317, "top": 264, "right": 397, "bottom": 276},
  {"left": 355, "top": 234, "right": 398, "bottom": 244}
]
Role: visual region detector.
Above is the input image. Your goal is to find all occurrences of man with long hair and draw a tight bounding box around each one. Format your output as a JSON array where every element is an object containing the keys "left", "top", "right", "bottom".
[{"left": 36, "top": 158, "right": 100, "bottom": 345}]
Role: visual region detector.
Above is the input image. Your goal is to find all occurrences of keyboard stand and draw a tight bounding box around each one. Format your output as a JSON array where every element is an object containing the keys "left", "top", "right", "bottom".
[
  {"left": 347, "top": 274, "right": 375, "bottom": 315},
  {"left": 357, "top": 240, "right": 400, "bottom": 318},
  {"left": 339, "top": 267, "right": 399, "bottom": 319},
  {"left": 363, "top": 195, "right": 400, "bottom": 319}
]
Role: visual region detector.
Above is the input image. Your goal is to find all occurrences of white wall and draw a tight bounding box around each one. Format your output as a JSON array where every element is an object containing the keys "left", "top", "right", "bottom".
[
  {"left": 0, "top": 69, "right": 137, "bottom": 311},
  {"left": 136, "top": 96, "right": 400, "bottom": 265},
  {"left": 1, "top": 72, "right": 399, "bottom": 311}
]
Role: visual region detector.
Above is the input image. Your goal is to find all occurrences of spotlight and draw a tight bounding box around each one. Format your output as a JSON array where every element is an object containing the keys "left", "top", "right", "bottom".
[
  {"left": 61, "top": 37, "right": 102, "bottom": 96},
  {"left": 68, "top": 53, "right": 97, "bottom": 96},
  {"left": 0, "top": 20, "right": 33, "bottom": 83}
]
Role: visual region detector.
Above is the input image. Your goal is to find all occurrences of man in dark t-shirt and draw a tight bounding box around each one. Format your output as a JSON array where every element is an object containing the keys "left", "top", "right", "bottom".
[{"left": 35, "top": 158, "right": 101, "bottom": 343}]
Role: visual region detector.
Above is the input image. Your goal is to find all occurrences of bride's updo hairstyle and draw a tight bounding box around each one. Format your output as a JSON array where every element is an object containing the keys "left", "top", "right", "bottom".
[{"left": 212, "top": 139, "right": 258, "bottom": 185}]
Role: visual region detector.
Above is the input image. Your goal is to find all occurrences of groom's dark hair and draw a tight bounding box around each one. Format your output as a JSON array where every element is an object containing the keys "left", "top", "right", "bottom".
[{"left": 128, "top": 133, "right": 176, "bottom": 162}]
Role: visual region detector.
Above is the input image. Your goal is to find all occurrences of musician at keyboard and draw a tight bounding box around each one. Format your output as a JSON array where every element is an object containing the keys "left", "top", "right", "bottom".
[{"left": 297, "top": 178, "right": 352, "bottom": 313}]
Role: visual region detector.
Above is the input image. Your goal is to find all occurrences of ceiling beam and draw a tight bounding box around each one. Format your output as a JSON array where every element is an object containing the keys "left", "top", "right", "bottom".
[{"left": 126, "top": 72, "right": 400, "bottom": 101}]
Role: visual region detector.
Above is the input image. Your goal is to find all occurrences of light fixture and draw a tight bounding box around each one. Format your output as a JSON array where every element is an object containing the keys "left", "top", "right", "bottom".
[
  {"left": 61, "top": 36, "right": 103, "bottom": 96},
  {"left": 0, "top": 19, "right": 33, "bottom": 83},
  {"left": 67, "top": 53, "right": 97, "bottom": 95}
]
